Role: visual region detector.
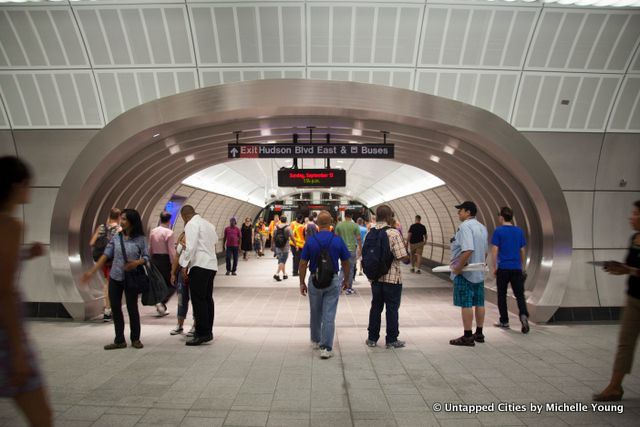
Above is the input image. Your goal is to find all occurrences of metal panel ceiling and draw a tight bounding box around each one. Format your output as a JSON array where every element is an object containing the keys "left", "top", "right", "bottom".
[{"left": 0, "top": 2, "right": 639, "bottom": 132}]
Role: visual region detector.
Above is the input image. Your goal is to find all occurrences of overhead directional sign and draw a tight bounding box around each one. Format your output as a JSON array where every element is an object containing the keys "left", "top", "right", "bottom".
[
  {"left": 278, "top": 169, "right": 346, "bottom": 187},
  {"left": 228, "top": 143, "right": 394, "bottom": 159}
]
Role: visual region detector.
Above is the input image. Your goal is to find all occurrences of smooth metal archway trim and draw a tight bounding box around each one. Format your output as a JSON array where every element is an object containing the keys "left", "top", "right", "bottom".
[{"left": 50, "top": 79, "right": 571, "bottom": 321}]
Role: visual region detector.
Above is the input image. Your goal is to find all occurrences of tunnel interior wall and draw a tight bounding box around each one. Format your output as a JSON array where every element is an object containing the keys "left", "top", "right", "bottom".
[
  {"left": 2, "top": 128, "right": 638, "bottom": 317},
  {"left": 148, "top": 184, "right": 262, "bottom": 251}
]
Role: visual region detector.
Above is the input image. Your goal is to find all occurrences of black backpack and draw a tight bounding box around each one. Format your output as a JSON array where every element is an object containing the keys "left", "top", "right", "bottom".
[
  {"left": 362, "top": 226, "right": 394, "bottom": 281},
  {"left": 274, "top": 226, "right": 287, "bottom": 249},
  {"left": 92, "top": 224, "right": 113, "bottom": 261},
  {"left": 312, "top": 235, "right": 335, "bottom": 289}
]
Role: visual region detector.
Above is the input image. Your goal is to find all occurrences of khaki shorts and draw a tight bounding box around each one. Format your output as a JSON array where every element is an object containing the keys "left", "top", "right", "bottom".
[{"left": 409, "top": 242, "right": 425, "bottom": 256}]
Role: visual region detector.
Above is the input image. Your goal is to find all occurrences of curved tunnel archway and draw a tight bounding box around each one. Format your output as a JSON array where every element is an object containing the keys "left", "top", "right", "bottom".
[{"left": 50, "top": 80, "right": 571, "bottom": 321}]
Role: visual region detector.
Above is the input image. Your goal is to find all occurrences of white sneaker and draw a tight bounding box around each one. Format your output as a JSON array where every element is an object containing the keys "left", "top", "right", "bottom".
[
  {"left": 155, "top": 303, "right": 166, "bottom": 315},
  {"left": 320, "top": 348, "right": 333, "bottom": 359},
  {"left": 186, "top": 326, "right": 196, "bottom": 337},
  {"left": 170, "top": 326, "right": 183, "bottom": 335},
  {"left": 311, "top": 341, "right": 320, "bottom": 350}
]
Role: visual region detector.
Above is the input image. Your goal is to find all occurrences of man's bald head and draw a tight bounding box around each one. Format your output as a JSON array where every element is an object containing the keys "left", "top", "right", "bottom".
[
  {"left": 180, "top": 205, "right": 196, "bottom": 222},
  {"left": 316, "top": 210, "right": 333, "bottom": 230}
]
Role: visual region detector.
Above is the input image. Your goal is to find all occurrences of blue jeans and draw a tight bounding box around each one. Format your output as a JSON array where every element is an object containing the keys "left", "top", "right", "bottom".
[
  {"left": 367, "top": 282, "right": 402, "bottom": 344},
  {"left": 308, "top": 275, "right": 341, "bottom": 351},
  {"left": 338, "top": 249, "right": 357, "bottom": 289},
  {"left": 176, "top": 271, "right": 190, "bottom": 321},
  {"left": 226, "top": 246, "right": 239, "bottom": 272}
]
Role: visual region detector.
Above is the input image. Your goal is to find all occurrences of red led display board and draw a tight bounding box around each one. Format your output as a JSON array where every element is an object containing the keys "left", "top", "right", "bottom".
[{"left": 278, "top": 169, "right": 346, "bottom": 187}]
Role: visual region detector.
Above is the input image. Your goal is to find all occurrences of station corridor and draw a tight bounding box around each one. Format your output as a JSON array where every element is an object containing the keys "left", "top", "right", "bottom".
[{"left": 1, "top": 256, "right": 638, "bottom": 427}]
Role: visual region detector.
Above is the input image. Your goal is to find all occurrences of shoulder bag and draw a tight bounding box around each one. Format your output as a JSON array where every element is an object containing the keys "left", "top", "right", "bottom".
[{"left": 119, "top": 234, "right": 150, "bottom": 294}]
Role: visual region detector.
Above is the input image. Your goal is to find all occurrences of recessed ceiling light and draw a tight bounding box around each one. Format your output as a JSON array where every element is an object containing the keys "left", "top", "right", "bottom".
[
  {"left": 153, "top": 133, "right": 160, "bottom": 138},
  {"left": 261, "top": 129, "right": 271, "bottom": 136},
  {"left": 430, "top": 155, "right": 440, "bottom": 163},
  {"left": 444, "top": 146, "right": 455, "bottom": 155},
  {"left": 185, "top": 155, "right": 195, "bottom": 163},
  {"left": 352, "top": 129, "right": 362, "bottom": 136}
]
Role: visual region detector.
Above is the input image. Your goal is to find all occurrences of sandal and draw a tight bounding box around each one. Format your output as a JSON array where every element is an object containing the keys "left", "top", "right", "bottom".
[{"left": 593, "top": 387, "right": 623, "bottom": 401}]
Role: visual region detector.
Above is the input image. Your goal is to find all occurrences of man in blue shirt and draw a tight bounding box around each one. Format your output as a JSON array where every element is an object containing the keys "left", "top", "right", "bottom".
[
  {"left": 491, "top": 206, "right": 529, "bottom": 333},
  {"left": 299, "top": 211, "right": 351, "bottom": 359},
  {"left": 450, "top": 201, "right": 488, "bottom": 347}
]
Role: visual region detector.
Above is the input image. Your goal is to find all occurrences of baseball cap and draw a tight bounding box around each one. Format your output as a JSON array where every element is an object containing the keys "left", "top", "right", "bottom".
[{"left": 455, "top": 201, "right": 477, "bottom": 216}]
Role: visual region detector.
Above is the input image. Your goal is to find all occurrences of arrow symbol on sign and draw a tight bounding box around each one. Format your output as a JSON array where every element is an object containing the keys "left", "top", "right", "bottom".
[{"left": 230, "top": 147, "right": 239, "bottom": 158}]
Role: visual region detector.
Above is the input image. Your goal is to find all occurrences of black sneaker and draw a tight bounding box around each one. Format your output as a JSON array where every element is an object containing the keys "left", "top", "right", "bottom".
[
  {"left": 273, "top": 274, "right": 281, "bottom": 282},
  {"left": 449, "top": 335, "right": 475, "bottom": 347},
  {"left": 520, "top": 314, "right": 530, "bottom": 334},
  {"left": 386, "top": 340, "right": 406, "bottom": 349},
  {"left": 231, "top": 272, "right": 237, "bottom": 276},
  {"left": 283, "top": 275, "right": 288, "bottom": 280},
  {"left": 473, "top": 333, "right": 485, "bottom": 343},
  {"left": 103, "top": 313, "right": 112, "bottom": 322}
]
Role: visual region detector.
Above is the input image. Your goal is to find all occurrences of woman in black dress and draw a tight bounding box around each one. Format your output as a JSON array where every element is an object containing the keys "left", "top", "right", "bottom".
[{"left": 241, "top": 217, "right": 254, "bottom": 260}]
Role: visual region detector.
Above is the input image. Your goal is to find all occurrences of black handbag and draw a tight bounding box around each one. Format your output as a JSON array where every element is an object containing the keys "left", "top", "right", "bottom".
[
  {"left": 141, "top": 262, "right": 170, "bottom": 306},
  {"left": 119, "top": 234, "right": 150, "bottom": 294}
]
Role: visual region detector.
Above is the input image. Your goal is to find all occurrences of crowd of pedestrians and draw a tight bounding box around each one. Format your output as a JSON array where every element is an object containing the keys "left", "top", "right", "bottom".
[{"left": 5, "top": 151, "right": 637, "bottom": 427}]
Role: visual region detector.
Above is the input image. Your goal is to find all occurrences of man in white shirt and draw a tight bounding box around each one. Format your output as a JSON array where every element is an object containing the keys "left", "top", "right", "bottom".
[{"left": 180, "top": 205, "right": 218, "bottom": 346}]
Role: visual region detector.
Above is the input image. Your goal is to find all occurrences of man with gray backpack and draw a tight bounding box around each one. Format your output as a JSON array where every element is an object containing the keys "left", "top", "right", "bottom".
[{"left": 298, "top": 211, "right": 351, "bottom": 359}]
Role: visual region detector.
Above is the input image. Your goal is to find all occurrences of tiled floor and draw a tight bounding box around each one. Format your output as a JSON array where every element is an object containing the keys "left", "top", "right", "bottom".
[{"left": 1, "top": 255, "right": 639, "bottom": 426}]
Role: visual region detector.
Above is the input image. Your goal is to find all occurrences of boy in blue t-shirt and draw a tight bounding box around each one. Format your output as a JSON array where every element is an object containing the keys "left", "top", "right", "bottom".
[{"left": 490, "top": 206, "right": 529, "bottom": 333}]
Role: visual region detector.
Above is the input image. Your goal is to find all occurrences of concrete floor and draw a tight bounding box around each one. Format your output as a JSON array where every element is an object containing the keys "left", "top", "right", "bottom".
[{"left": 1, "top": 254, "right": 638, "bottom": 426}]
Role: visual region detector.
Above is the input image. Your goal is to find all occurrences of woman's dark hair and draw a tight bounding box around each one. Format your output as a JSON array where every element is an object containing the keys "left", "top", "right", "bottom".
[
  {"left": 635, "top": 200, "right": 640, "bottom": 210},
  {"left": 121, "top": 209, "right": 145, "bottom": 238},
  {"left": 0, "top": 156, "right": 32, "bottom": 205}
]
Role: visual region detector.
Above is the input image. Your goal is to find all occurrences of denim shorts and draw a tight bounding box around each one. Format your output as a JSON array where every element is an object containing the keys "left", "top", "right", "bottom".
[
  {"left": 453, "top": 275, "right": 485, "bottom": 308},
  {"left": 275, "top": 248, "right": 289, "bottom": 264}
]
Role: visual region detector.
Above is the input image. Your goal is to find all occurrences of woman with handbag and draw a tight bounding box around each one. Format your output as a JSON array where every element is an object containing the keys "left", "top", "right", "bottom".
[{"left": 82, "top": 209, "right": 149, "bottom": 350}]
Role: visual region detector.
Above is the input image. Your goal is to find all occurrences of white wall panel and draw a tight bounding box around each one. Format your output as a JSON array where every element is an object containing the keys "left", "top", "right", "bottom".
[
  {"left": 0, "top": 7, "right": 89, "bottom": 68},
  {"left": 14, "top": 130, "right": 97, "bottom": 187},
  {"left": 18, "top": 250, "right": 60, "bottom": 302},
  {"left": 0, "top": 99, "right": 9, "bottom": 129},
  {"left": 608, "top": 76, "right": 640, "bottom": 133},
  {"left": 0, "top": 71, "right": 104, "bottom": 129},
  {"left": 594, "top": 249, "right": 628, "bottom": 307},
  {"left": 191, "top": 3, "right": 304, "bottom": 66},
  {"left": 308, "top": 3, "right": 422, "bottom": 66},
  {"left": 563, "top": 192, "right": 593, "bottom": 250},
  {"left": 308, "top": 68, "right": 413, "bottom": 89},
  {"left": 630, "top": 47, "right": 640, "bottom": 74},
  {"left": 75, "top": 5, "right": 194, "bottom": 67},
  {"left": 419, "top": 6, "right": 537, "bottom": 69},
  {"left": 595, "top": 134, "right": 640, "bottom": 191},
  {"left": 526, "top": 9, "right": 640, "bottom": 73},
  {"left": 525, "top": 132, "right": 602, "bottom": 191},
  {"left": 95, "top": 69, "right": 198, "bottom": 123},
  {"left": 560, "top": 249, "right": 599, "bottom": 307},
  {"left": 513, "top": 73, "right": 622, "bottom": 132},
  {"left": 200, "top": 68, "right": 304, "bottom": 87},
  {"left": 415, "top": 70, "right": 519, "bottom": 122},
  {"left": 23, "top": 187, "right": 58, "bottom": 244},
  {"left": 593, "top": 192, "right": 640, "bottom": 249}
]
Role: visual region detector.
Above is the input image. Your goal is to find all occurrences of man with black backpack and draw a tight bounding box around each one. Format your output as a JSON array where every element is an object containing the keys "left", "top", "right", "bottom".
[
  {"left": 89, "top": 208, "right": 121, "bottom": 321},
  {"left": 298, "top": 211, "right": 351, "bottom": 359},
  {"left": 362, "top": 205, "right": 410, "bottom": 349}
]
